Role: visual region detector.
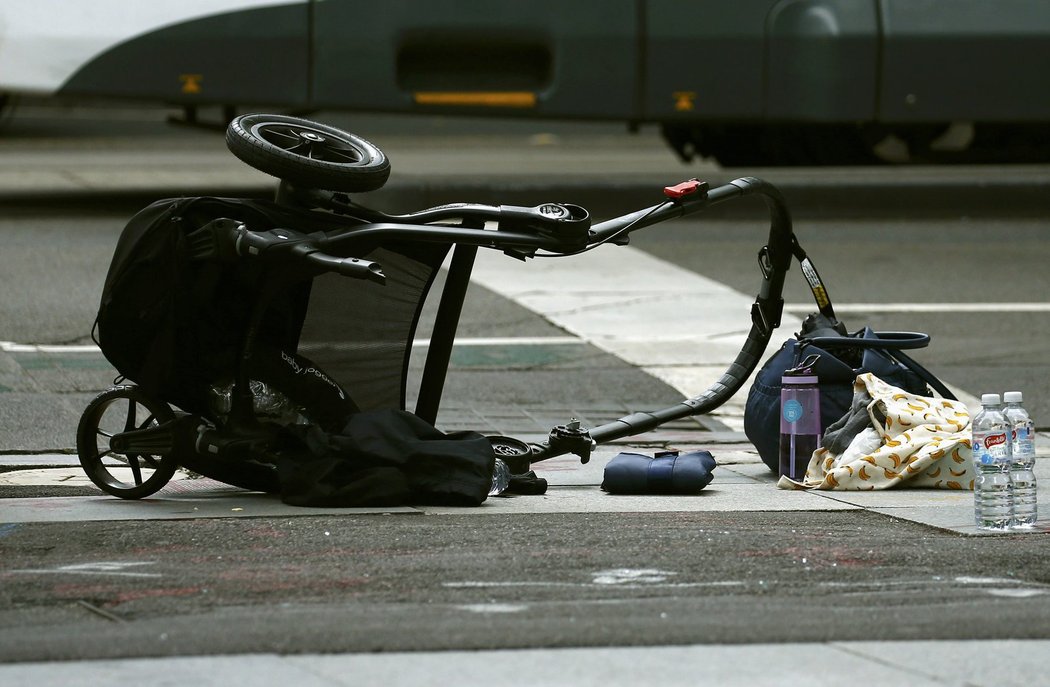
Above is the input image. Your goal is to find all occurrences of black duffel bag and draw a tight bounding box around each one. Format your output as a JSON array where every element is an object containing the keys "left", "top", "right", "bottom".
[{"left": 743, "top": 313, "right": 956, "bottom": 474}]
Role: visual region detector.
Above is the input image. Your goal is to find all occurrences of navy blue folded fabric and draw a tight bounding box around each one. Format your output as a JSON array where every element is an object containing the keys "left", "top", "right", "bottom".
[{"left": 601, "top": 450, "right": 716, "bottom": 495}]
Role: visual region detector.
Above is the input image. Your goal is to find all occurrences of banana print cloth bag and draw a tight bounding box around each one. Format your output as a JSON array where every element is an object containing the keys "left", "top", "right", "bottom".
[{"left": 779, "top": 373, "right": 974, "bottom": 490}]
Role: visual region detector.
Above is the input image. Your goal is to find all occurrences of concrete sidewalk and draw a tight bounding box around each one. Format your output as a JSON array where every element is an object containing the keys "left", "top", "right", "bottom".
[
  {"left": 3, "top": 108, "right": 1050, "bottom": 218},
  {"left": 5, "top": 639, "right": 1050, "bottom": 687},
  {"left": 3, "top": 441, "right": 1048, "bottom": 536}
]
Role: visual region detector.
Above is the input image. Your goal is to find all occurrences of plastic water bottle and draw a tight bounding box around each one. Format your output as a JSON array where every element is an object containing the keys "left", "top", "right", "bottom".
[
  {"left": 1004, "top": 391, "right": 1037, "bottom": 528},
  {"left": 489, "top": 458, "right": 511, "bottom": 496},
  {"left": 779, "top": 354, "right": 821, "bottom": 482},
  {"left": 972, "top": 393, "right": 1014, "bottom": 531}
]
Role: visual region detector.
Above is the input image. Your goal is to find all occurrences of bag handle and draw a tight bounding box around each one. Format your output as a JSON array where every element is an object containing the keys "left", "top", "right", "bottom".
[
  {"left": 801, "top": 331, "right": 957, "bottom": 401},
  {"left": 803, "top": 331, "right": 930, "bottom": 350}
]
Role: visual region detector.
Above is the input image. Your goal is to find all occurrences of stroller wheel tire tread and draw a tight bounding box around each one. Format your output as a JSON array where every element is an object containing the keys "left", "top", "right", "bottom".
[
  {"left": 226, "top": 113, "right": 390, "bottom": 193},
  {"left": 76, "top": 385, "right": 179, "bottom": 500}
]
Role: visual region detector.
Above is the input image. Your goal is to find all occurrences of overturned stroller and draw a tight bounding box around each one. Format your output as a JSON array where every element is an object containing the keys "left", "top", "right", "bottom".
[{"left": 77, "top": 114, "right": 835, "bottom": 506}]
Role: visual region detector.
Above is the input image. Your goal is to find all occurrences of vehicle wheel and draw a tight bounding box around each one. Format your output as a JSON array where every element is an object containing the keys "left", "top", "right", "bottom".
[
  {"left": 225, "top": 113, "right": 390, "bottom": 192},
  {"left": 774, "top": 124, "right": 880, "bottom": 166},
  {"left": 697, "top": 124, "right": 880, "bottom": 166},
  {"left": 76, "top": 386, "right": 179, "bottom": 499},
  {"left": 698, "top": 125, "right": 772, "bottom": 167}
]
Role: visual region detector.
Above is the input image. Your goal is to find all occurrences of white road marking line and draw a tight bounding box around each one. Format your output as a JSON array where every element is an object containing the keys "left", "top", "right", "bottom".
[
  {"left": 413, "top": 337, "right": 583, "bottom": 347},
  {"left": 444, "top": 580, "right": 746, "bottom": 590},
  {"left": 592, "top": 568, "right": 676, "bottom": 585},
  {"left": 8, "top": 561, "right": 161, "bottom": 578},
  {"left": 458, "top": 604, "right": 529, "bottom": 614},
  {"left": 0, "top": 338, "right": 586, "bottom": 354},
  {"left": 4, "top": 304, "right": 1041, "bottom": 356},
  {"left": 785, "top": 303, "right": 1050, "bottom": 313},
  {"left": 0, "top": 342, "right": 103, "bottom": 353}
]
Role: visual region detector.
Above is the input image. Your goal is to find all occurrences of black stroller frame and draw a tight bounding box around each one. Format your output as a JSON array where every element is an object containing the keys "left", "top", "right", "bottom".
[{"left": 77, "top": 114, "right": 835, "bottom": 499}]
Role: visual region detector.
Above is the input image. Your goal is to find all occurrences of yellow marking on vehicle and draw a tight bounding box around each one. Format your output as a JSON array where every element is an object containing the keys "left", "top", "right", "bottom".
[
  {"left": 179, "top": 74, "right": 202, "bottom": 94},
  {"left": 673, "top": 91, "right": 697, "bottom": 111},
  {"left": 414, "top": 91, "right": 536, "bottom": 108}
]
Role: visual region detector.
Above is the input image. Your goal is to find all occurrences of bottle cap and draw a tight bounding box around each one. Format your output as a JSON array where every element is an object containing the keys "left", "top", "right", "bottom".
[
  {"left": 783, "top": 353, "right": 820, "bottom": 381},
  {"left": 981, "top": 393, "right": 1000, "bottom": 405},
  {"left": 1004, "top": 391, "right": 1023, "bottom": 403},
  {"left": 781, "top": 374, "right": 818, "bottom": 385}
]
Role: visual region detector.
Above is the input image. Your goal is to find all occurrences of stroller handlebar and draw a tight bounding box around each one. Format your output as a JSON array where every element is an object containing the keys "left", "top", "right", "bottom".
[
  {"left": 219, "top": 222, "right": 386, "bottom": 283},
  {"left": 303, "top": 251, "right": 386, "bottom": 283}
]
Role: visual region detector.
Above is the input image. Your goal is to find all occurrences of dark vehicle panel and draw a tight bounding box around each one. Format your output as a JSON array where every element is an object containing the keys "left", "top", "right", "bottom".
[
  {"left": 312, "top": 0, "right": 638, "bottom": 119},
  {"left": 9, "top": 0, "right": 1050, "bottom": 164},
  {"left": 61, "top": 3, "right": 310, "bottom": 106},
  {"left": 880, "top": 0, "right": 1050, "bottom": 122}
]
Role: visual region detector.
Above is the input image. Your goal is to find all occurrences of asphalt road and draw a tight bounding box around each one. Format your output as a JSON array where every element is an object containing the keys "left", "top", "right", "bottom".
[
  {"left": 2, "top": 510, "right": 1049, "bottom": 663},
  {"left": 2, "top": 103, "right": 1050, "bottom": 670}
]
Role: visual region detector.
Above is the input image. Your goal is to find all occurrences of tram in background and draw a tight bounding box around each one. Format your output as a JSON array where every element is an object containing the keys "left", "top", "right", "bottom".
[{"left": 3, "top": 0, "right": 1049, "bottom": 165}]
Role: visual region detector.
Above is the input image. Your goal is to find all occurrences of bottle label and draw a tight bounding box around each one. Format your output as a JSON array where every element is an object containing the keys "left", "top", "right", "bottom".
[
  {"left": 1013, "top": 426, "right": 1036, "bottom": 458},
  {"left": 975, "top": 431, "right": 1010, "bottom": 464},
  {"left": 983, "top": 433, "right": 1007, "bottom": 451},
  {"left": 780, "top": 387, "right": 820, "bottom": 434},
  {"left": 783, "top": 399, "right": 804, "bottom": 423}
]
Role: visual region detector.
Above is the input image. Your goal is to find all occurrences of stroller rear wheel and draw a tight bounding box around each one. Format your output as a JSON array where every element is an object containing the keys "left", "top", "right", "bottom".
[{"left": 77, "top": 386, "right": 179, "bottom": 499}]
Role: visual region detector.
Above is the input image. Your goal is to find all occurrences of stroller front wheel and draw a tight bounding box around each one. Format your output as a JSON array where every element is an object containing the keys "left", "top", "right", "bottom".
[
  {"left": 225, "top": 113, "right": 390, "bottom": 193},
  {"left": 76, "top": 386, "right": 180, "bottom": 499}
]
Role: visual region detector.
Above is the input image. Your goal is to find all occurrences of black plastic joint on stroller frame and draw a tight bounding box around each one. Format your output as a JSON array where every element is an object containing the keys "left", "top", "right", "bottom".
[
  {"left": 186, "top": 218, "right": 245, "bottom": 262},
  {"left": 547, "top": 419, "right": 595, "bottom": 463},
  {"left": 497, "top": 203, "right": 591, "bottom": 243},
  {"left": 752, "top": 297, "right": 784, "bottom": 336},
  {"left": 109, "top": 414, "right": 199, "bottom": 456}
]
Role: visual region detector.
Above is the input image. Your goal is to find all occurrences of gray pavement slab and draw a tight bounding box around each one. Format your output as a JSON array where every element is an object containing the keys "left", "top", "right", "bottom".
[
  {"left": 1, "top": 640, "right": 1048, "bottom": 687},
  {"left": 3, "top": 445, "right": 1048, "bottom": 536},
  {"left": 3, "top": 106, "right": 1050, "bottom": 219}
]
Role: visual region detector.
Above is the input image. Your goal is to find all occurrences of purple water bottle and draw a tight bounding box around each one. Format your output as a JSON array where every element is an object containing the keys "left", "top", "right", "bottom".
[{"left": 779, "top": 354, "right": 821, "bottom": 481}]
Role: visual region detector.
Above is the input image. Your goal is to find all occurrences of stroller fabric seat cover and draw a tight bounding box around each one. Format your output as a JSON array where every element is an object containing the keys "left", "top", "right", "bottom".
[{"left": 94, "top": 196, "right": 450, "bottom": 419}]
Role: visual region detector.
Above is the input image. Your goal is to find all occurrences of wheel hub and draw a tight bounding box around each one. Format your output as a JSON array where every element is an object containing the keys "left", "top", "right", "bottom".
[{"left": 299, "top": 130, "right": 326, "bottom": 143}]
